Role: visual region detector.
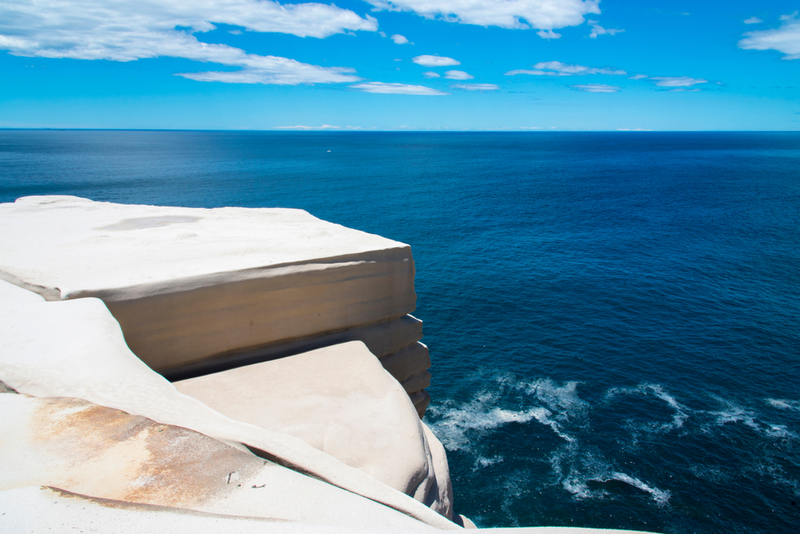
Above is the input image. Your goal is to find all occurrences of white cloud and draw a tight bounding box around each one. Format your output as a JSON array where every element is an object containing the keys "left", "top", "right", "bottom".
[
  {"left": 744, "top": 17, "right": 763, "bottom": 24},
  {"left": 505, "top": 60, "right": 625, "bottom": 76},
  {"left": 350, "top": 82, "right": 449, "bottom": 95},
  {"left": 391, "top": 34, "right": 409, "bottom": 44},
  {"left": 739, "top": 12, "right": 800, "bottom": 59},
  {"left": 588, "top": 20, "right": 623, "bottom": 38},
  {"left": 537, "top": 30, "right": 561, "bottom": 39},
  {"left": 571, "top": 84, "right": 619, "bottom": 92},
  {"left": 177, "top": 56, "right": 359, "bottom": 85},
  {"left": 422, "top": 71, "right": 441, "bottom": 78},
  {"left": 444, "top": 70, "right": 473, "bottom": 80},
  {"left": 412, "top": 54, "right": 460, "bottom": 66},
  {"left": 668, "top": 88, "right": 701, "bottom": 92},
  {"left": 0, "top": 0, "right": 376, "bottom": 85},
  {"left": 651, "top": 76, "right": 707, "bottom": 87},
  {"left": 452, "top": 83, "right": 499, "bottom": 91},
  {"left": 365, "top": 0, "right": 600, "bottom": 34},
  {"left": 629, "top": 74, "right": 648, "bottom": 80}
]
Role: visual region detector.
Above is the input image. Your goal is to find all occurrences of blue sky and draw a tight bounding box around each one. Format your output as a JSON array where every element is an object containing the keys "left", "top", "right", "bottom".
[{"left": 1, "top": 0, "right": 798, "bottom": 130}]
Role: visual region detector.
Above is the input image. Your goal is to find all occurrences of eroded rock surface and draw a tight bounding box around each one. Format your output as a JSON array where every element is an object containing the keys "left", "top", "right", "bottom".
[
  {"left": 0, "top": 196, "right": 431, "bottom": 414},
  {"left": 0, "top": 394, "right": 438, "bottom": 529},
  {"left": 0, "top": 279, "right": 456, "bottom": 529},
  {"left": 175, "top": 341, "right": 451, "bottom": 517}
]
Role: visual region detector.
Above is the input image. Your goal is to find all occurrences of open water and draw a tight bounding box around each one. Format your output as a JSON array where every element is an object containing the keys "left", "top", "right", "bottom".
[{"left": 1, "top": 130, "right": 798, "bottom": 533}]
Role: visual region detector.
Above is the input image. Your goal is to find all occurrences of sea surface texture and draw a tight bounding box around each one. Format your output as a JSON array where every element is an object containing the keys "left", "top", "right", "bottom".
[{"left": 1, "top": 131, "right": 798, "bottom": 534}]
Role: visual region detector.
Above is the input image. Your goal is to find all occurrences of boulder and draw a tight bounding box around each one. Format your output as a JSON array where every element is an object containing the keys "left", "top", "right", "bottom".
[
  {"left": 175, "top": 341, "right": 452, "bottom": 516},
  {"left": 0, "top": 196, "right": 431, "bottom": 414},
  {"left": 0, "top": 280, "right": 456, "bottom": 529}
]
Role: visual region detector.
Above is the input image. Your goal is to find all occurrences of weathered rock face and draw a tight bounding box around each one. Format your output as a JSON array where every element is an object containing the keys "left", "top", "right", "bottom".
[
  {"left": 0, "top": 196, "right": 431, "bottom": 414},
  {"left": 0, "top": 279, "right": 455, "bottom": 529},
  {"left": 0, "top": 394, "right": 440, "bottom": 529},
  {"left": 174, "top": 342, "right": 451, "bottom": 516}
]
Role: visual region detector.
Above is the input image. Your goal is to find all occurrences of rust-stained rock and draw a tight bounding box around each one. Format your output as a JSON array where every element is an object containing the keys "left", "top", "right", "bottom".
[
  {"left": 175, "top": 341, "right": 452, "bottom": 518},
  {"left": 0, "top": 281, "right": 458, "bottom": 529},
  {"left": 0, "top": 394, "right": 441, "bottom": 529}
]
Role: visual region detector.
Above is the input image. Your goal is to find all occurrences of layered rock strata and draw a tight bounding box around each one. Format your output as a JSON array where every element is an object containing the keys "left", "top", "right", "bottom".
[
  {"left": 0, "top": 279, "right": 453, "bottom": 526},
  {"left": 0, "top": 196, "right": 431, "bottom": 415}
]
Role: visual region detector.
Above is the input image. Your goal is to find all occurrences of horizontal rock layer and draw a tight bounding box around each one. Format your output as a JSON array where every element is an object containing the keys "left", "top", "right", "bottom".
[
  {"left": 0, "top": 196, "right": 430, "bottom": 414},
  {"left": 0, "top": 279, "right": 455, "bottom": 528}
]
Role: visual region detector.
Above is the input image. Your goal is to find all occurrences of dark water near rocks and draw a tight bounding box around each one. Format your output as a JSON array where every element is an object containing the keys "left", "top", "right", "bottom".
[{"left": 1, "top": 130, "right": 799, "bottom": 533}]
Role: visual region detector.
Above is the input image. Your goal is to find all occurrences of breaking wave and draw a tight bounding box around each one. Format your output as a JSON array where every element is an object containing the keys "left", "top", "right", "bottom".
[
  {"left": 550, "top": 446, "right": 671, "bottom": 506},
  {"left": 606, "top": 383, "right": 689, "bottom": 433},
  {"left": 426, "top": 377, "right": 586, "bottom": 451},
  {"left": 765, "top": 398, "right": 800, "bottom": 412},
  {"left": 707, "top": 396, "right": 798, "bottom": 440}
]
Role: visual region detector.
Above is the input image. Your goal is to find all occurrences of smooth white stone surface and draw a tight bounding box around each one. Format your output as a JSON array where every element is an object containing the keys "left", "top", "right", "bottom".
[
  {"left": 174, "top": 341, "right": 451, "bottom": 517},
  {"left": 0, "top": 281, "right": 456, "bottom": 530},
  {"left": 0, "top": 196, "right": 409, "bottom": 294},
  {"left": 0, "top": 395, "right": 436, "bottom": 530},
  {"left": 0, "top": 486, "right": 660, "bottom": 534},
  {"left": 0, "top": 196, "right": 416, "bottom": 373}
]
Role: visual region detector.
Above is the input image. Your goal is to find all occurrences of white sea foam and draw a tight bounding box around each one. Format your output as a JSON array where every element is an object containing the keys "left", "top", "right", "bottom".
[
  {"left": 522, "top": 378, "right": 589, "bottom": 417},
  {"left": 708, "top": 396, "right": 797, "bottom": 439},
  {"left": 473, "top": 455, "right": 504, "bottom": 470},
  {"left": 550, "top": 448, "right": 670, "bottom": 506},
  {"left": 766, "top": 398, "right": 800, "bottom": 412},
  {"left": 427, "top": 377, "right": 581, "bottom": 451},
  {"left": 606, "top": 383, "right": 688, "bottom": 433}
]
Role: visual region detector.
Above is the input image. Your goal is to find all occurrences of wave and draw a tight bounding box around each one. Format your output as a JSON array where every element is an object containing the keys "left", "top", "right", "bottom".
[
  {"left": 473, "top": 455, "right": 504, "bottom": 471},
  {"left": 426, "top": 377, "right": 584, "bottom": 451},
  {"left": 765, "top": 398, "right": 800, "bottom": 412},
  {"left": 551, "top": 446, "right": 670, "bottom": 506},
  {"left": 708, "top": 396, "right": 797, "bottom": 440},
  {"left": 606, "top": 383, "right": 689, "bottom": 433}
]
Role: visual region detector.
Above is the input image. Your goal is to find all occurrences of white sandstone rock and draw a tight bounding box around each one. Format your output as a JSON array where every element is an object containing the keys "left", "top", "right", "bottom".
[
  {"left": 0, "top": 394, "right": 438, "bottom": 530},
  {"left": 0, "top": 280, "right": 456, "bottom": 529},
  {"left": 174, "top": 341, "right": 452, "bottom": 517},
  {"left": 0, "top": 486, "right": 661, "bottom": 534},
  {"left": 0, "top": 196, "right": 416, "bottom": 375}
]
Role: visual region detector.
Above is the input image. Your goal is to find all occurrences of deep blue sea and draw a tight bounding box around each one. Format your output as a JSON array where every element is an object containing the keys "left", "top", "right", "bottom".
[{"left": 1, "top": 130, "right": 798, "bottom": 533}]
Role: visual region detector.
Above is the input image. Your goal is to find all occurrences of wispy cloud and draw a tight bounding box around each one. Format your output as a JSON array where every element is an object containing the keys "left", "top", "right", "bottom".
[
  {"left": 744, "top": 17, "right": 763, "bottom": 24},
  {"left": 422, "top": 71, "right": 441, "bottom": 78},
  {"left": 537, "top": 29, "right": 561, "bottom": 39},
  {"left": 506, "top": 61, "right": 626, "bottom": 76},
  {"left": 739, "top": 12, "right": 800, "bottom": 59},
  {"left": 391, "top": 34, "right": 409, "bottom": 44},
  {"left": 350, "top": 82, "right": 449, "bottom": 95},
  {"left": 571, "top": 84, "right": 620, "bottom": 92},
  {"left": 413, "top": 55, "right": 460, "bottom": 66},
  {"left": 365, "top": 0, "right": 600, "bottom": 35},
  {"left": 588, "top": 20, "right": 624, "bottom": 38},
  {"left": 0, "top": 0, "right": 376, "bottom": 85},
  {"left": 452, "top": 83, "right": 499, "bottom": 91},
  {"left": 651, "top": 76, "right": 707, "bottom": 87},
  {"left": 444, "top": 70, "right": 473, "bottom": 80},
  {"left": 668, "top": 88, "right": 701, "bottom": 92},
  {"left": 629, "top": 74, "right": 648, "bottom": 80}
]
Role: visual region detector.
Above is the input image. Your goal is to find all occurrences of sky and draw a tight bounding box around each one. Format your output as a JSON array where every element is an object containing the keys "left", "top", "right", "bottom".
[{"left": 1, "top": 0, "right": 798, "bottom": 131}]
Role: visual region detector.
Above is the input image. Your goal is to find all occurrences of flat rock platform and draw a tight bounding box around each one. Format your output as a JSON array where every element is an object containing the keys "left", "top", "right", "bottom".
[{"left": 0, "top": 196, "right": 431, "bottom": 413}]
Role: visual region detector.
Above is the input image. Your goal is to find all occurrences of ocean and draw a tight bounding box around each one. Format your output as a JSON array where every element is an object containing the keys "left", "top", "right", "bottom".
[{"left": 1, "top": 130, "right": 798, "bottom": 533}]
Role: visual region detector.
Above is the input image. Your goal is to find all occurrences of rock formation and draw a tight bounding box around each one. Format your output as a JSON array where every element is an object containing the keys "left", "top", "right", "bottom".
[
  {"left": 0, "top": 196, "right": 660, "bottom": 534},
  {"left": 0, "top": 196, "right": 431, "bottom": 415}
]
